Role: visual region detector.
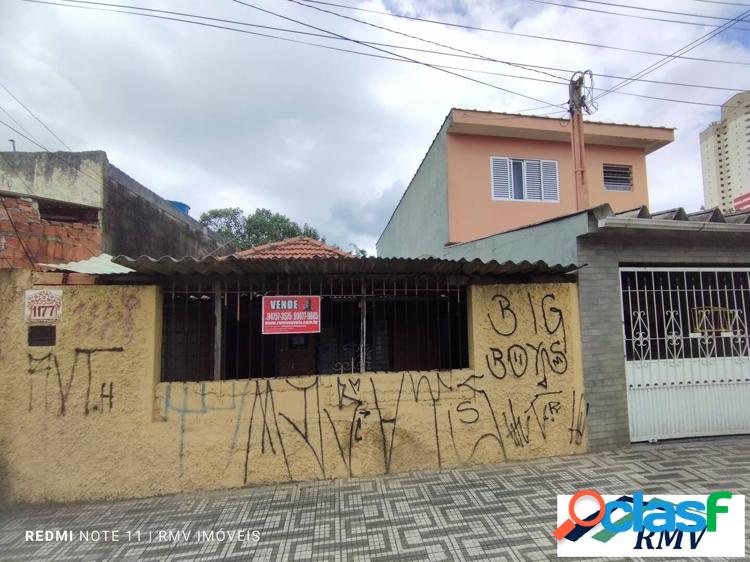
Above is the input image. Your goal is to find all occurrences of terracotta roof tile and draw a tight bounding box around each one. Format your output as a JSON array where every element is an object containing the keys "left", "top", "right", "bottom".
[{"left": 233, "top": 237, "right": 354, "bottom": 259}]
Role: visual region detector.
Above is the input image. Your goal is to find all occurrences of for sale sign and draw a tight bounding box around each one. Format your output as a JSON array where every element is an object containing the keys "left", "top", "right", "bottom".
[{"left": 262, "top": 296, "right": 321, "bottom": 334}]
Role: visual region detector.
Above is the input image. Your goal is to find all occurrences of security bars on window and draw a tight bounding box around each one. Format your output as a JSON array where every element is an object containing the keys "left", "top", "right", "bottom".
[
  {"left": 161, "top": 275, "right": 469, "bottom": 382},
  {"left": 620, "top": 268, "right": 750, "bottom": 362}
]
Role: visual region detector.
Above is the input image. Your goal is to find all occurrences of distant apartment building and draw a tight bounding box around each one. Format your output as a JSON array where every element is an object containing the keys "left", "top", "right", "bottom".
[
  {"left": 377, "top": 109, "right": 673, "bottom": 258},
  {"left": 0, "top": 151, "right": 224, "bottom": 268},
  {"left": 700, "top": 91, "right": 750, "bottom": 213}
]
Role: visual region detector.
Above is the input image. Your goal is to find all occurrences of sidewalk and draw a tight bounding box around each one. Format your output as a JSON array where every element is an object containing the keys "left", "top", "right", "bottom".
[{"left": 1, "top": 436, "right": 748, "bottom": 561}]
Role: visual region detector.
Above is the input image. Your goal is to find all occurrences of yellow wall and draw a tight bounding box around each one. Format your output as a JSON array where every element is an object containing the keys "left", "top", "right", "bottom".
[{"left": 0, "top": 272, "right": 587, "bottom": 504}]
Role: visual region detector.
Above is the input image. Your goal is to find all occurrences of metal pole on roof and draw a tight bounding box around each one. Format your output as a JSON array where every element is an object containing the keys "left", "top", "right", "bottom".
[{"left": 569, "top": 70, "right": 596, "bottom": 210}]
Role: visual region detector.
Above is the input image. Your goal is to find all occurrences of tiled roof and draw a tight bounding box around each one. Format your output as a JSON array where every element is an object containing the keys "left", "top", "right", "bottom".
[{"left": 233, "top": 237, "right": 354, "bottom": 259}]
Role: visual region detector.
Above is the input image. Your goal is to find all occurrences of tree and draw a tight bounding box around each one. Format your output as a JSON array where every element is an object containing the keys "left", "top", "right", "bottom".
[
  {"left": 349, "top": 243, "right": 368, "bottom": 257},
  {"left": 199, "top": 207, "right": 321, "bottom": 251},
  {"left": 244, "top": 208, "right": 320, "bottom": 247},
  {"left": 199, "top": 207, "right": 248, "bottom": 248}
]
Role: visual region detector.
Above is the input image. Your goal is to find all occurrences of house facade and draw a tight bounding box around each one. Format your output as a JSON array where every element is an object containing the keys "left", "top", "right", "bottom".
[
  {"left": 442, "top": 205, "right": 750, "bottom": 451},
  {"left": 0, "top": 254, "right": 587, "bottom": 504},
  {"left": 0, "top": 151, "right": 225, "bottom": 268},
  {"left": 377, "top": 109, "right": 673, "bottom": 258}
]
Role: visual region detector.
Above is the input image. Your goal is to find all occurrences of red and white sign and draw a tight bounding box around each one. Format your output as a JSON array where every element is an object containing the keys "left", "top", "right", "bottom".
[
  {"left": 734, "top": 192, "right": 750, "bottom": 211},
  {"left": 24, "top": 289, "right": 63, "bottom": 323},
  {"left": 262, "top": 295, "right": 321, "bottom": 334}
]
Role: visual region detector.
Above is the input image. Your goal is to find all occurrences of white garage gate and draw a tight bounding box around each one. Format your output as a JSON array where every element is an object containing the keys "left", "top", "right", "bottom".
[{"left": 620, "top": 267, "right": 750, "bottom": 442}]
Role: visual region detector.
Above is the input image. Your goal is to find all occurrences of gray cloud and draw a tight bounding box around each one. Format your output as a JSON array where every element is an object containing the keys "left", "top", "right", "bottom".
[{"left": 330, "top": 181, "right": 404, "bottom": 239}]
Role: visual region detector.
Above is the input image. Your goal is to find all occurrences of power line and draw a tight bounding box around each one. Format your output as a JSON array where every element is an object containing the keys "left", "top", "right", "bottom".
[
  {"left": 440, "top": 66, "right": 747, "bottom": 107},
  {"left": 24, "top": 0, "right": 750, "bottom": 90},
  {"left": 597, "top": 7, "right": 750, "bottom": 100},
  {"left": 24, "top": 0, "right": 567, "bottom": 109},
  {"left": 0, "top": 118, "right": 106, "bottom": 201},
  {"left": 0, "top": 152, "right": 38, "bottom": 267},
  {"left": 551, "top": 0, "right": 741, "bottom": 22},
  {"left": 292, "top": 0, "right": 750, "bottom": 99},
  {"left": 227, "top": 0, "right": 564, "bottom": 108},
  {"left": 298, "top": 0, "right": 750, "bottom": 66},
  {"left": 21, "top": 0, "right": 748, "bottom": 109},
  {"left": 0, "top": 103, "right": 49, "bottom": 150},
  {"left": 0, "top": 80, "right": 72, "bottom": 150},
  {"left": 687, "top": 0, "right": 750, "bottom": 7},
  {"left": 0, "top": 118, "right": 51, "bottom": 151},
  {"left": 289, "top": 0, "right": 569, "bottom": 82},
  {"left": 527, "top": 0, "right": 750, "bottom": 31},
  {"left": 593, "top": 88, "right": 743, "bottom": 107}
]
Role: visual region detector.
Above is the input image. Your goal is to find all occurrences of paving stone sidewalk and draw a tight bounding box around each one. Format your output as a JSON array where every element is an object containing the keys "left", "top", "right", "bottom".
[{"left": 1, "top": 436, "right": 748, "bottom": 561}]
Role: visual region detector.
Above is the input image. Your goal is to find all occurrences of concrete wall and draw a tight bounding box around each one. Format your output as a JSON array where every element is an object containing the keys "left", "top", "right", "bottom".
[
  {"left": 442, "top": 211, "right": 589, "bottom": 265},
  {"left": 0, "top": 152, "right": 224, "bottom": 262},
  {"left": 0, "top": 151, "right": 106, "bottom": 208},
  {"left": 102, "top": 167, "right": 223, "bottom": 259},
  {"left": 377, "top": 122, "right": 450, "bottom": 258},
  {"left": 576, "top": 231, "right": 750, "bottom": 452},
  {"left": 0, "top": 274, "right": 587, "bottom": 504}
]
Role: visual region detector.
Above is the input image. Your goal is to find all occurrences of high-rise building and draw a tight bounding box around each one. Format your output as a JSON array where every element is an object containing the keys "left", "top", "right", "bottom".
[{"left": 699, "top": 91, "right": 750, "bottom": 212}]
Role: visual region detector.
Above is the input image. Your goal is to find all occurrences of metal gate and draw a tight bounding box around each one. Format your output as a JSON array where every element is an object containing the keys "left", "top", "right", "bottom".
[{"left": 620, "top": 267, "right": 750, "bottom": 442}]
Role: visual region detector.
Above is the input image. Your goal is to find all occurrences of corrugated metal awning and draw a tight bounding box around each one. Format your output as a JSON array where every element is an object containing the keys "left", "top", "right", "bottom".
[
  {"left": 113, "top": 255, "right": 578, "bottom": 277},
  {"left": 40, "top": 253, "right": 134, "bottom": 274}
]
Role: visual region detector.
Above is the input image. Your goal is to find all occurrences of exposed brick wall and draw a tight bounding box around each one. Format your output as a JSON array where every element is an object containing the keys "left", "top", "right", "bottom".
[
  {"left": 576, "top": 233, "right": 750, "bottom": 452},
  {"left": 0, "top": 195, "right": 101, "bottom": 269}
]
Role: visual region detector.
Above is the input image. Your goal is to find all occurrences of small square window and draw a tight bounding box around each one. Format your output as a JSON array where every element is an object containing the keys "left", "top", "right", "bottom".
[{"left": 603, "top": 164, "right": 633, "bottom": 191}]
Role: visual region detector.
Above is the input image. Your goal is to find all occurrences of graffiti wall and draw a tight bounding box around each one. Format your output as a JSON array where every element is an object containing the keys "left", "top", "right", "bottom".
[
  {"left": 0, "top": 271, "right": 161, "bottom": 504},
  {"left": 0, "top": 274, "right": 586, "bottom": 504}
]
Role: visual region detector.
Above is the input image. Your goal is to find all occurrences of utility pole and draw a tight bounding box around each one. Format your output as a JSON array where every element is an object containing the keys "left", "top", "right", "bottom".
[
  {"left": 8, "top": 139, "right": 16, "bottom": 152},
  {"left": 568, "top": 70, "right": 596, "bottom": 210}
]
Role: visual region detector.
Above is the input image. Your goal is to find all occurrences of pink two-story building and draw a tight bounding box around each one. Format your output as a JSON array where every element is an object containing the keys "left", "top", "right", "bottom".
[{"left": 377, "top": 109, "right": 674, "bottom": 258}]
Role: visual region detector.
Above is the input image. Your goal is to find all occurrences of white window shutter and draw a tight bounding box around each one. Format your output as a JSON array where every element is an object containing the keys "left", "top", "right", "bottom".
[
  {"left": 541, "top": 160, "right": 559, "bottom": 201},
  {"left": 524, "top": 160, "right": 542, "bottom": 200},
  {"left": 490, "top": 157, "right": 510, "bottom": 199}
]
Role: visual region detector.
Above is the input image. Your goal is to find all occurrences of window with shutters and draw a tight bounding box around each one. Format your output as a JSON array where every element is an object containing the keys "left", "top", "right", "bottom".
[
  {"left": 603, "top": 164, "right": 633, "bottom": 191},
  {"left": 490, "top": 157, "right": 559, "bottom": 202}
]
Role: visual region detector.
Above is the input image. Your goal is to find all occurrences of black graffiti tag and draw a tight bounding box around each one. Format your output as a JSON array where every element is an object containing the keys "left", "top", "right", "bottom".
[
  {"left": 488, "top": 294, "right": 517, "bottom": 336},
  {"left": 485, "top": 348, "right": 507, "bottom": 380},
  {"left": 507, "top": 344, "right": 528, "bottom": 377}
]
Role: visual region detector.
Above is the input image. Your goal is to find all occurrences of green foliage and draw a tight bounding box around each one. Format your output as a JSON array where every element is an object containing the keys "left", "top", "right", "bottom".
[
  {"left": 199, "top": 207, "right": 321, "bottom": 251},
  {"left": 244, "top": 208, "right": 320, "bottom": 248},
  {"left": 198, "top": 207, "right": 248, "bottom": 248}
]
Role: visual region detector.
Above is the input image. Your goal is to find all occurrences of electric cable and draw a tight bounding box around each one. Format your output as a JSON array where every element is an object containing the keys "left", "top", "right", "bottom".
[{"left": 298, "top": 0, "right": 750, "bottom": 65}]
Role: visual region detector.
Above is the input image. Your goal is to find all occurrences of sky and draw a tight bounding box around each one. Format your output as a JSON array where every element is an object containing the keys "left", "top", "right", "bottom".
[{"left": 1, "top": 0, "right": 749, "bottom": 254}]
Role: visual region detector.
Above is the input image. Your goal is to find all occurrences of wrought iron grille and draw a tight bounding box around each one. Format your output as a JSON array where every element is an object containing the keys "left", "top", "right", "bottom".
[
  {"left": 620, "top": 268, "right": 750, "bottom": 362},
  {"left": 161, "top": 275, "right": 469, "bottom": 381}
]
